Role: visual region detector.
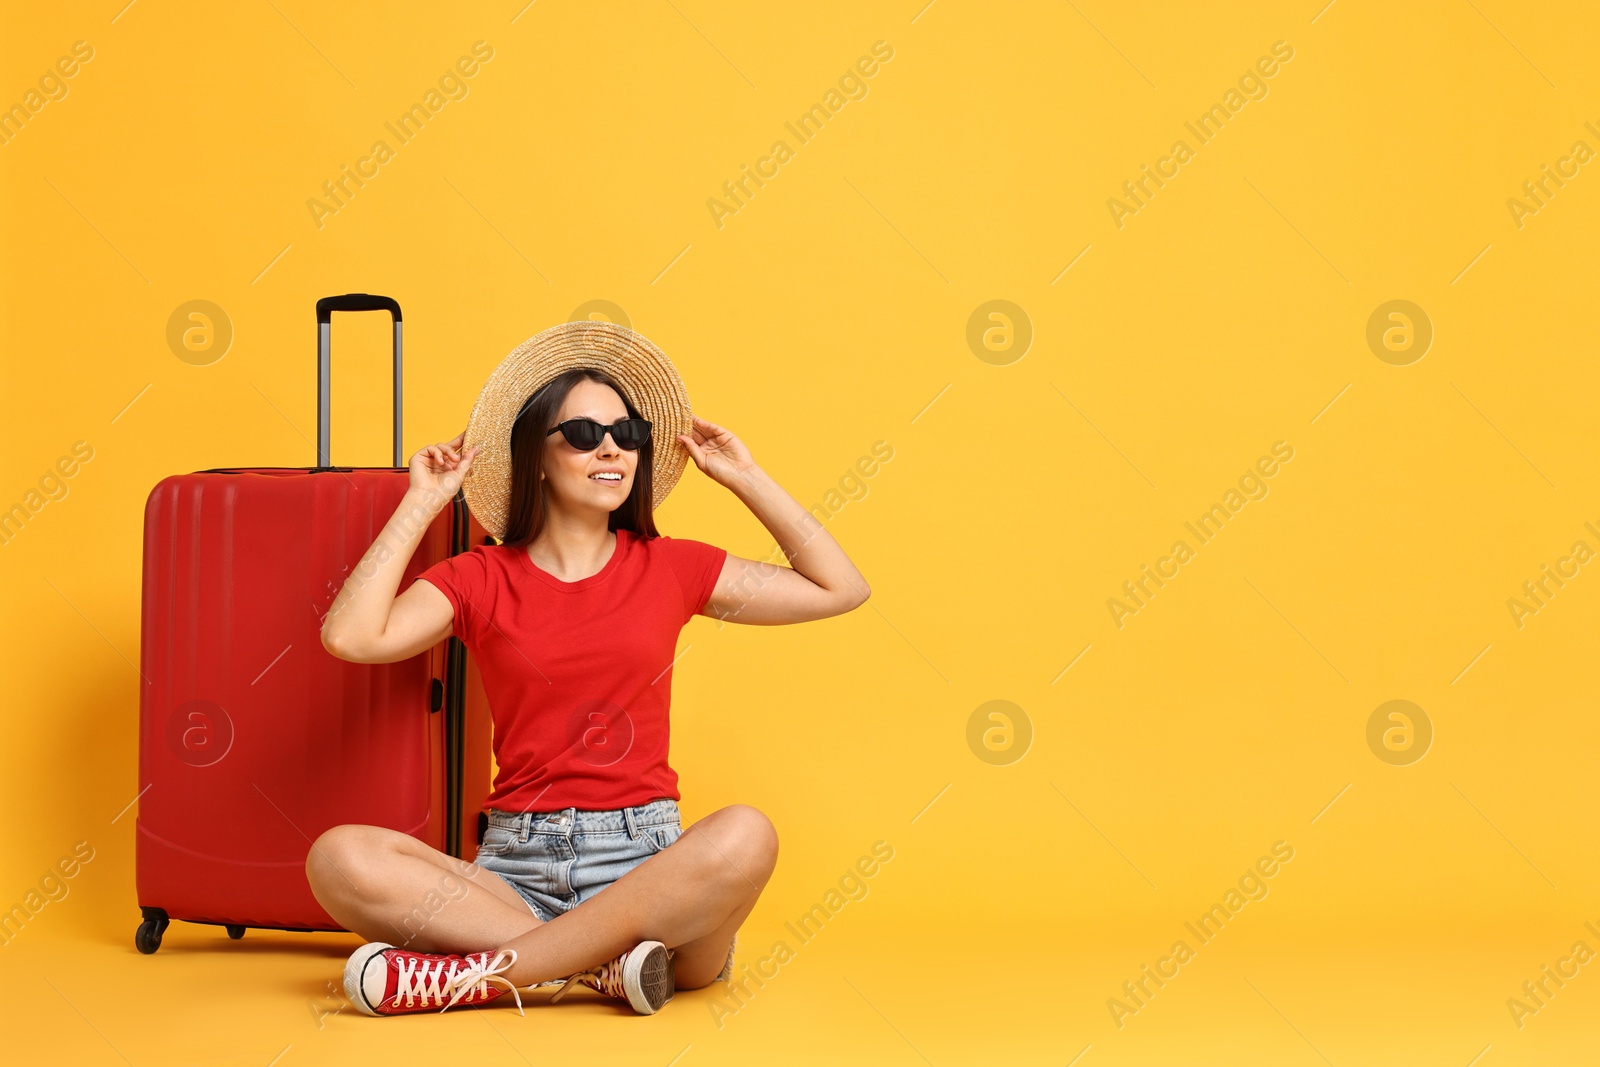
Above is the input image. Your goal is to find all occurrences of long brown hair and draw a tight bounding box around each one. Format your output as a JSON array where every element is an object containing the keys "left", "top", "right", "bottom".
[{"left": 499, "top": 367, "right": 660, "bottom": 547}]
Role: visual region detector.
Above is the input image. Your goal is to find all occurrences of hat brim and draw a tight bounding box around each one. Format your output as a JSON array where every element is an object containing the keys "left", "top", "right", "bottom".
[{"left": 460, "top": 321, "right": 694, "bottom": 540}]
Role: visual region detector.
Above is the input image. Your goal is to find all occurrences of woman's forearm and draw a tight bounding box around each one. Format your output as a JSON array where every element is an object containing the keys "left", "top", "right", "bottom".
[
  {"left": 728, "top": 465, "right": 870, "bottom": 602},
  {"left": 320, "top": 485, "right": 450, "bottom": 655}
]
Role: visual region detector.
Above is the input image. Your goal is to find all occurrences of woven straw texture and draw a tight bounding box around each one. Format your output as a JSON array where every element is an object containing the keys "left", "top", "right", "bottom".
[{"left": 460, "top": 320, "right": 693, "bottom": 539}]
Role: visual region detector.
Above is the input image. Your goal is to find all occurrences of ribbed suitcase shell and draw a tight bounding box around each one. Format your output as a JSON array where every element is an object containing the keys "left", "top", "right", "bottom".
[{"left": 136, "top": 465, "right": 492, "bottom": 934}]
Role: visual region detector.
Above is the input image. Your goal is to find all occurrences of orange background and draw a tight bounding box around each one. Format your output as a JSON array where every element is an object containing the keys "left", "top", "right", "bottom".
[{"left": 3, "top": 1, "right": 1599, "bottom": 1062}]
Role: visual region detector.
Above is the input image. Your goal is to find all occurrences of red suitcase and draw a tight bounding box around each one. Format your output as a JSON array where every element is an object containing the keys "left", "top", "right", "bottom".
[{"left": 134, "top": 294, "right": 493, "bottom": 953}]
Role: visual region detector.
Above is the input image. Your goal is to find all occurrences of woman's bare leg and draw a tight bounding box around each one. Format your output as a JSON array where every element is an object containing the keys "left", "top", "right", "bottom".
[
  {"left": 496, "top": 804, "right": 779, "bottom": 990},
  {"left": 305, "top": 804, "right": 779, "bottom": 992},
  {"left": 305, "top": 823, "right": 543, "bottom": 954}
]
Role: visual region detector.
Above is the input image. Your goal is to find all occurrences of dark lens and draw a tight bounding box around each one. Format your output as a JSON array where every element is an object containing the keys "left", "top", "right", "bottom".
[
  {"left": 614, "top": 419, "right": 650, "bottom": 450},
  {"left": 563, "top": 419, "right": 604, "bottom": 450}
]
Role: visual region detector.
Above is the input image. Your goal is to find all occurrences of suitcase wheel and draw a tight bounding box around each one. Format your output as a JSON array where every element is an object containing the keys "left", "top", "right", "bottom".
[
  {"left": 135, "top": 918, "right": 164, "bottom": 954},
  {"left": 135, "top": 907, "right": 170, "bottom": 955},
  {"left": 226, "top": 925, "right": 246, "bottom": 940}
]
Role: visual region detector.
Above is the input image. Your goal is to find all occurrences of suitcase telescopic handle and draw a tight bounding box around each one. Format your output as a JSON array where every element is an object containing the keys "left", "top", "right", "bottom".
[{"left": 315, "top": 294, "right": 404, "bottom": 468}]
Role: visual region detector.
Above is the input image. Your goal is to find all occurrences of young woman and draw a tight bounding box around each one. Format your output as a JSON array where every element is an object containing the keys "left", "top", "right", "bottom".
[{"left": 307, "top": 345, "right": 870, "bottom": 1017}]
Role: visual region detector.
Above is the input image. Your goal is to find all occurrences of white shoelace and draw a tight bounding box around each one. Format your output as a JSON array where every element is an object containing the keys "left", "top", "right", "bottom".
[{"left": 392, "top": 948, "right": 526, "bottom": 1016}]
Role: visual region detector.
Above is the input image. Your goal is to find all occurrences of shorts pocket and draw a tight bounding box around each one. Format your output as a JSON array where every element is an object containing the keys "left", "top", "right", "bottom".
[
  {"left": 476, "top": 823, "right": 520, "bottom": 857},
  {"left": 640, "top": 822, "right": 683, "bottom": 854}
]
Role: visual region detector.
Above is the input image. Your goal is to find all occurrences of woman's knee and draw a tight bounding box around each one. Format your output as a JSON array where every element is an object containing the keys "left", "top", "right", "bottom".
[
  {"left": 699, "top": 805, "right": 779, "bottom": 882},
  {"left": 305, "top": 823, "right": 389, "bottom": 901}
]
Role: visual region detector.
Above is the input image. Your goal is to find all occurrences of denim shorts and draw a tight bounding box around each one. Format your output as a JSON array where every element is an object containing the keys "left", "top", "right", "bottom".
[{"left": 473, "top": 797, "right": 735, "bottom": 980}]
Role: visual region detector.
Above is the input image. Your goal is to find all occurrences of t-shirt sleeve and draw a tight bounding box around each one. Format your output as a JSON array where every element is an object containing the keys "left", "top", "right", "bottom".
[
  {"left": 414, "top": 545, "right": 492, "bottom": 645},
  {"left": 659, "top": 535, "right": 729, "bottom": 624}
]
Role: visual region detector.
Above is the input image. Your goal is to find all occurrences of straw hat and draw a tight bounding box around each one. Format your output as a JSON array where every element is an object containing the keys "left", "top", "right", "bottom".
[{"left": 460, "top": 320, "right": 694, "bottom": 540}]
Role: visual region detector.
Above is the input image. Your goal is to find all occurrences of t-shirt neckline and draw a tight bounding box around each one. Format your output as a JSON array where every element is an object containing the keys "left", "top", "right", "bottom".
[{"left": 516, "top": 528, "right": 632, "bottom": 592}]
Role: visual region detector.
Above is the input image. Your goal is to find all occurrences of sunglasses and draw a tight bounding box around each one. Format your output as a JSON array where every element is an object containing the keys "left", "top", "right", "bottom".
[{"left": 545, "top": 417, "right": 652, "bottom": 452}]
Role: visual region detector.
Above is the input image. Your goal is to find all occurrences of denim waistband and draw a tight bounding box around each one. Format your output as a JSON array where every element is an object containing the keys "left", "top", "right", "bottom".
[{"left": 484, "top": 798, "right": 679, "bottom": 840}]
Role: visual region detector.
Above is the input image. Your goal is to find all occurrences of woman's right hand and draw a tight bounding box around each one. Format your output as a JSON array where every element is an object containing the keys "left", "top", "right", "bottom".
[{"left": 409, "top": 431, "right": 479, "bottom": 500}]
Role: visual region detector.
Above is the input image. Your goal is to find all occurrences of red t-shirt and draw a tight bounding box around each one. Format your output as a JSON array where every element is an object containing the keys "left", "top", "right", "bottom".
[{"left": 415, "top": 528, "right": 727, "bottom": 813}]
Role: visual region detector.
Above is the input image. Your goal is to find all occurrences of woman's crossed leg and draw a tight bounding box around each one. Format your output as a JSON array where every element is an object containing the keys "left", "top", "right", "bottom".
[{"left": 305, "top": 803, "right": 778, "bottom": 993}]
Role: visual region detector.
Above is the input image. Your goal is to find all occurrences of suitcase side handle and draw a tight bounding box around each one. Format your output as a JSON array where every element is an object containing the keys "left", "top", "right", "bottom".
[{"left": 315, "top": 294, "right": 403, "bottom": 468}]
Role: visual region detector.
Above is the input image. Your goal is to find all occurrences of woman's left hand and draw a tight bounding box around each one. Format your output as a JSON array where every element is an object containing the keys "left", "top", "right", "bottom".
[{"left": 677, "top": 415, "right": 756, "bottom": 487}]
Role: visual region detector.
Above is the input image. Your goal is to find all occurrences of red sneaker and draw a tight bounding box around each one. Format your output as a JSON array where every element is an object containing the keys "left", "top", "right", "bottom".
[
  {"left": 549, "top": 940, "right": 674, "bottom": 1014},
  {"left": 343, "top": 941, "right": 525, "bottom": 1017}
]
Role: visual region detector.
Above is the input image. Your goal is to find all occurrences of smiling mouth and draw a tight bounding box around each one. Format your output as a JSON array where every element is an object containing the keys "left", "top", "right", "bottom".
[{"left": 589, "top": 473, "right": 624, "bottom": 486}]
